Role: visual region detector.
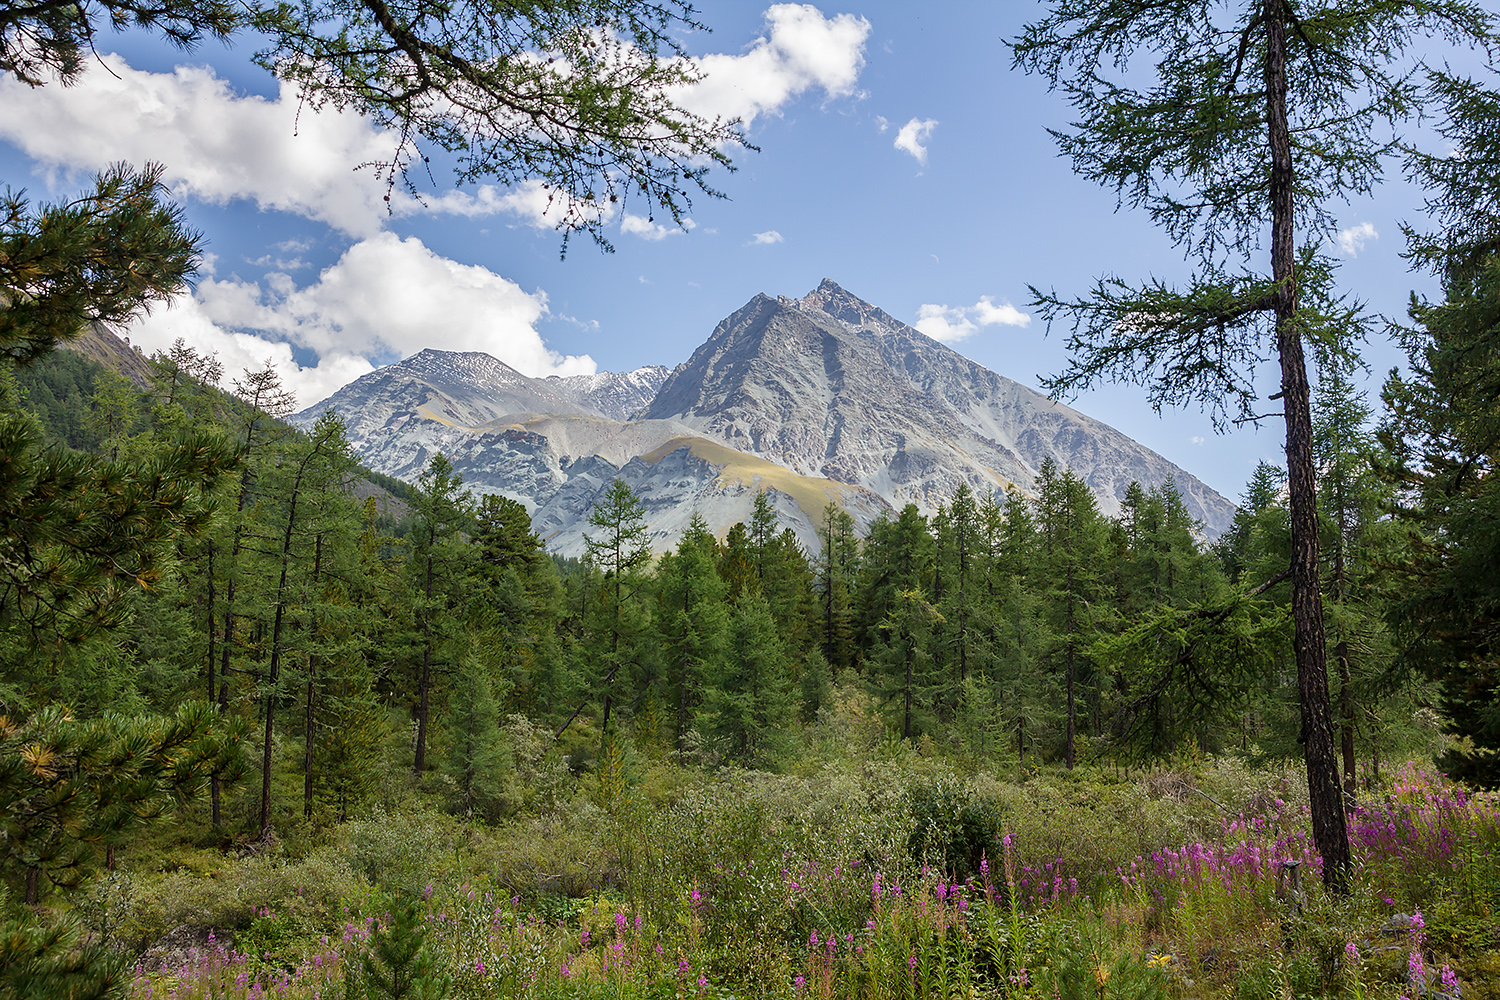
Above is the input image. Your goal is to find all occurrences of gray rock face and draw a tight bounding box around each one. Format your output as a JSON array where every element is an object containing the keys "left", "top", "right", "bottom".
[
  {"left": 644, "top": 279, "right": 1236, "bottom": 534},
  {"left": 293, "top": 280, "right": 1237, "bottom": 550},
  {"left": 542, "top": 365, "right": 671, "bottom": 420}
]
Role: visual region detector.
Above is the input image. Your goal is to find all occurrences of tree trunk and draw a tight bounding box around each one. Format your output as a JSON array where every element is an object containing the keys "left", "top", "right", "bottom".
[
  {"left": 305, "top": 534, "right": 324, "bottom": 820},
  {"left": 1265, "top": 0, "right": 1350, "bottom": 892},
  {"left": 1065, "top": 577, "right": 1076, "bottom": 771},
  {"left": 207, "top": 539, "right": 221, "bottom": 829},
  {"left": 415, "top": 643, "right": 432, "bottom": 774},
  {"left": 415, "top": 551, "right": 435, "bottom": 775}
]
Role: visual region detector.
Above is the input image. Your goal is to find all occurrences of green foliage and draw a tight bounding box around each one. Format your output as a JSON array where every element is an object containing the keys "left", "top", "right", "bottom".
[
  {"left": 1, "top": 164, "right": 203, "bottom": 364},
  {"left": 0, "top": 908, "right": 123, "bottom": 1000},
  {"left": 252, "top": 0, "right": 745, "bottom": 253},
  {"left": 361, "top": 895, "right": 451, "bottom": 1000},
  {"left": 1381, "top": 249, "right": 1500, "bottom": 785},
  {"left": 906, "top": 778, "right": 1005, "bottom": 884},
  {"left": 439, "top": 657, "right": 510, "bottom": 822},
  {"left": 0, "top": 702, "right": 245, "bottom": 895}
]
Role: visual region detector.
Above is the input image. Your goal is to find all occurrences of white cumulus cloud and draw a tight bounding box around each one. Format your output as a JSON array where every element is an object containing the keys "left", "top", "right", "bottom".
[
  {"left": 914, "top": 295, "right": 1030, "bottom": 344},
  {"left": 894, "top": 118, "right": 938, "bottom": 164},
  {"left": 750, "top": 230, "right": 784, "bottom": 245},
  {"left": 1336, "top": 221, "right": 1378, "bottom": 256},
  {"left": 676, "top": 4, "right": 871, "bottom": 127},
  {"left": 0, "top": 6, "right": 871, "bottom": 232},
  {"left": 126, "top": 234, "right": 596, "bottom": 409},
  {"left": 0, "top": 55, "right": 617, "bottom": 236}
]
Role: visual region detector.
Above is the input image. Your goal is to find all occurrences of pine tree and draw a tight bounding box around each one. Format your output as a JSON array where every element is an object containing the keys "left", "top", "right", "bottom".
[
  {"left": 815, "top": 503, "right": 859, "bottom": 672},
  {"left": 873, "top": 588, "right": 944, "bottom": 741},
  {"left": 1033, "top": 461, "right": 1111, "bottom": 768},
  {"left": 702, "top": 591, "right": 794, "bottom": 766},
  {"left": 440, "top": 655, "right": 511, "bottom": 821},
  {"left": 361, "top": 896, "right": 451, "bottom": 1000}
]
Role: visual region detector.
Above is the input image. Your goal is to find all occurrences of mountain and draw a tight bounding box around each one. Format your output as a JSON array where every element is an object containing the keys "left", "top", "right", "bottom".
[
  {"left": 542, "top": 365, "right": 670, "bottom": 420},
  {"left": 292, "top": 353, "right": 888, "bottom": 555},
  {"left": 293, "top": 280, "right": 1237, "bottom": 551},
  {"left": 643, "top": 279, "right": 1235, "bottom": 533},
  {"left": 60, "top": 322, "right": 155, "bottom": 387},
  {"left": 299, "top": 349, "right": 593, "bottom": 471}
]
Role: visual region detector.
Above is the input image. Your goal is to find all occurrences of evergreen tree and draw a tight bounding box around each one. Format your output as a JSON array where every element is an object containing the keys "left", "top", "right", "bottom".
[
  {"left": 701, "top": 591, "right": 794, "bottom": 766},
  {"left": 934, "top": 484, "right": 990, "bottom": 714},
  {"left": 1009, "top": 0, "right": 1492, "bottom": 884},
  {"left": 1033, "top": 461, "right": 1111, "bottom": 768},
  {"left": 580, "top": 479, "right": 651, "bottom": 749},
  {"left": 361, "top": 895, "right": 452, "bottom": 1000},
  {"left": 1313, "top": 364, "right": 1391, "bottom": 802},
  {"left": 718, "top": 522, "right": 756, "bottom": 601},
  {"left": 245, "top": 410, "right": 359, "bottom": 837},
  {"left": 1381, "top": 248, "right": 1500, "bottom": 783},
  {"left": 405, "top": 455, "right": 476, "bottom": 775},
  {"left": 440, "top": 654, "right": 510, "bottom": 821},
  {"left": 656, "top": 513, "right": 729, "bottom": 759},
  {"left": 994, "top": 487, "right": 1047, "bottom": 761},
  {"left": 815, "top": 503, "right": 859, "bottom": 672},
  {"left": 873, "top": 587, "right": 944, "bottom": 740}
]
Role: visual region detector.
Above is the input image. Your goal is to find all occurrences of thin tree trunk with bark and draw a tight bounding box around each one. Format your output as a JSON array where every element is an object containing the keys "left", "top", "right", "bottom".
[{"left": 1265, "top": 0, "right": 1350, "bottom": 891}]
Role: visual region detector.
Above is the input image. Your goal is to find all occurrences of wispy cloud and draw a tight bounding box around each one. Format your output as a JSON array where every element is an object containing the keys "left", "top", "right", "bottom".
[
  {"left": 1337, "top": 221, "right": 1378, "bottom": 256},
  {"left": 750, "top": 230, "right": 784, "bottom": 245},
  {"left": 622, "top": 213, "right": 695, "bottom": 241}
]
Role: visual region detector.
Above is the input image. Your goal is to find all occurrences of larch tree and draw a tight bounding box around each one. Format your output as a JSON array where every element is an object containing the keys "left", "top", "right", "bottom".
[
  {"left": 1013, "top": 0, "right": 1493, "bottom": 891},
  {"left": 406, "top": 454, "right": 476, "bottom": 775},
  {"left": 580, "top": 478, "right": 651, "bottom": 749},
  {"left": 1381, "top": 81, "right": 1500, "bottom": 779}
]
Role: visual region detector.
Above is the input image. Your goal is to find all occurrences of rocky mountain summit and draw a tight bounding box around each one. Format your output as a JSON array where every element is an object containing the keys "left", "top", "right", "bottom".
[
  {"left": 542, "top": 365, "right": 670, "bottom": 420},
  {"left": 293, "top": 280, "right": 1236, "bottom": 551},
  {"left": 645, "top": 279, "right": 1235, "bottom": 532}
]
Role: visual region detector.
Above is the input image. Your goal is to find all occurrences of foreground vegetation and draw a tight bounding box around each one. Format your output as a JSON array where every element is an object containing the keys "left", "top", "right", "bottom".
[{"left": 89, "top": 730, "right": 1500, "bottom": 1000}]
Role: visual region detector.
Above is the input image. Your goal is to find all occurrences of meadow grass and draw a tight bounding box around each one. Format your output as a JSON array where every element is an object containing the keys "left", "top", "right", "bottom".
[{"left": 112, "top": 753, "right": 1500, "bottom": 1000}]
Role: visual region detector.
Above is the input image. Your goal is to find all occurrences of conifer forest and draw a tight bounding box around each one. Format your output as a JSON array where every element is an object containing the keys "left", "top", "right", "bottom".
[{"left": 3, "top": 2, "right": 1500, "bottom": 1000}]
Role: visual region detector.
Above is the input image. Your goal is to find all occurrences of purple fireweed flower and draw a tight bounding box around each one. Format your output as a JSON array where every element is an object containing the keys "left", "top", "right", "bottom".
[
  {"left": 474, "top": 959, "right": 486, "bottom": 975},
  {"left": 1442, "top": 966, "right": 1459, "bottom": 992},
  {"left": 810, "top": 931, "right": 820, "bottom": 948},
  {"left": 794, "top": 976, "right": 805, "bottom": 992}
]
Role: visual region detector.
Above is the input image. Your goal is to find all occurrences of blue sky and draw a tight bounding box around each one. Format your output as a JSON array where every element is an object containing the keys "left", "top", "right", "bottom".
[{"left": 0, "top": 3, "right": 1468, "bottom": 504}]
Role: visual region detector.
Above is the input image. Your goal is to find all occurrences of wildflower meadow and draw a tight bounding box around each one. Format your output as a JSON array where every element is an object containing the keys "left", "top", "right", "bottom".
[{"left": 106, "top": 753, "right": 1500, "bottom": 1000}]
